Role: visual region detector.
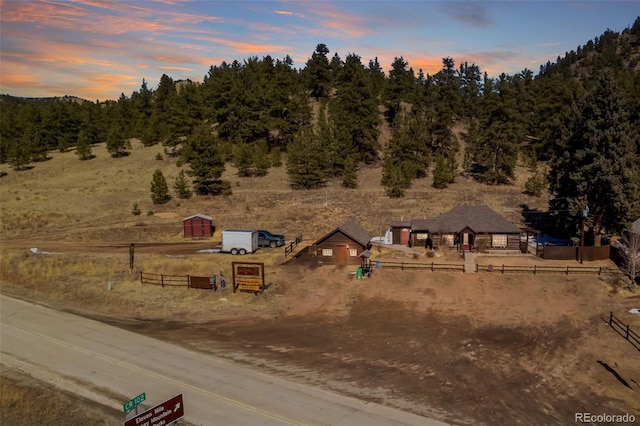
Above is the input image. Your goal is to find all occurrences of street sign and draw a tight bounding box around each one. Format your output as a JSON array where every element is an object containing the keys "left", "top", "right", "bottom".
[
  {"left": 123, "top": 392, "right": 146, "bottom": 413},
  {"left": 123, "top": 394, "right": 184, "bottom": 426}
]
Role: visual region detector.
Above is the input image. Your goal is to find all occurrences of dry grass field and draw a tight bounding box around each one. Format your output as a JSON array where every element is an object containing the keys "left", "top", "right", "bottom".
[{"left": 1, "top": 142, "right": 639, "bottom": 425}]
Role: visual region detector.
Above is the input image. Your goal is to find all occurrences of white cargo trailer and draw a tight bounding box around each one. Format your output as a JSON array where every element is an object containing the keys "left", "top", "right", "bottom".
[{"left": 221, "top": 230, "right": 259, "bottom": 255}]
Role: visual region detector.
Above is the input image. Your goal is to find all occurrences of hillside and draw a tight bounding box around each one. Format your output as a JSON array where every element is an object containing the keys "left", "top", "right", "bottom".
[{"left": 0, "top": 140, "right": 548, "bottom": 245}]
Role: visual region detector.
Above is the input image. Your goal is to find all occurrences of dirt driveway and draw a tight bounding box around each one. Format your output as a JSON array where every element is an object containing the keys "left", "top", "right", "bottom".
[{"left": 94, "top": 262, "right": 640, "bottom": 426}]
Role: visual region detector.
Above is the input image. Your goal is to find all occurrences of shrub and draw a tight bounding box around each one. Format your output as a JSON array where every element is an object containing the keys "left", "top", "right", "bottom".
[
  {"left": 524, "top": 171, "right": 547, "bottom": 197},
  {"left": 132, "top": 203, "right": 141, "bottom": 216}
]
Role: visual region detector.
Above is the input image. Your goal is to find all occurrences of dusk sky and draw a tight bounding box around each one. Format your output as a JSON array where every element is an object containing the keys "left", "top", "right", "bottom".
[{"left": 1, "top": 1, "right": 638, "bottom": 101}]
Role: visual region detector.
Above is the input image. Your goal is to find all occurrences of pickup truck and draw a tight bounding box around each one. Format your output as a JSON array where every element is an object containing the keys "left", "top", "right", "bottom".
[{"left": 257, "top": 230, "right": 285, "bottom": 248}]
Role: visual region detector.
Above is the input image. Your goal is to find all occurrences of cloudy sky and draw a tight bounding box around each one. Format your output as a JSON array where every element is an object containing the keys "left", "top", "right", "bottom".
[{"left": 1, "top": 0, "right": 637, "bottom": 101}]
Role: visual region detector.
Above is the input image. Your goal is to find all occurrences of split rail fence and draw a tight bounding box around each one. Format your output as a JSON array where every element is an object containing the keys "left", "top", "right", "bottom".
[
  {"left": 375, "top": 261, "right": 464, "bottom": 272},
  {"left": 140, "top": 271, "right": 218, "bottom": 290},
  {"left": 285, "top": 234, "right": 303, "bottom": 257},
  {"left": 608, "top": 312, "right": 640, "bottom": 351},
  {"left": 477, "top": 264, "right": 625, "bottom": 276}
]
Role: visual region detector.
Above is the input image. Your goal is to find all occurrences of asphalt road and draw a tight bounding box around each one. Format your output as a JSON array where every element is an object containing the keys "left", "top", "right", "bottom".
[{"left": 0, "top": 294, "right": 449, "bottom": 426}]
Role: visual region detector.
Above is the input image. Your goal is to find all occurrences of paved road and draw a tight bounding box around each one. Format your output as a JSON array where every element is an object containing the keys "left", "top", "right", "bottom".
[{"left": 0, "top": 294, "right": 449, "bottom": 426}]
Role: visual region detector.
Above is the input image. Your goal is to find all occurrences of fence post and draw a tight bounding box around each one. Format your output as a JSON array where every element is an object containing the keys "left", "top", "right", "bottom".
[
  {"left": 598, "top": 266, "right": 602, "bottom": 276},
  {"left": 401, "top": 261, "right": 404, "bottom": 271},
  {"left": 609, "top": 312, "right": 613, "bottom": 326},
  {"left": 431, "top": 261, "right": 434, "bottom": 271},
  {"left": 566, "top": 265, "right": 569, "bottom": 275},
  {"left": 187, "top": 275, "right": 191, "bottom": 289},
  {"left": 161, "top": 274, "right": 164, "bottom": 287},
  {"left": 533, "top": 265, "right": 536, "bottom": 274},
  {"left": 501, "top": 264, "right": 504, "bottom": 274},
  {"left": 627, "top": 324, "right": 630, "bottom": 340},
  {"left": 140, "top": 272, "right": 143, "bottom": 285}
]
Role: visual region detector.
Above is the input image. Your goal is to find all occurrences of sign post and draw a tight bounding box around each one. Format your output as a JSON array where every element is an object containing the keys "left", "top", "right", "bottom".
[
  {"left": 123, "top": 392, "right": 146, "bottom": 413},
  {"left": 123, "top": 394, "right": 184, "bottom": 426}
]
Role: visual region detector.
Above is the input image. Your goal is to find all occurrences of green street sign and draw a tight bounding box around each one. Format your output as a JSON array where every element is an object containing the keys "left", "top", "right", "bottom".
[{"left": 123, "top": 392, "right": 146, "bottom": 413}]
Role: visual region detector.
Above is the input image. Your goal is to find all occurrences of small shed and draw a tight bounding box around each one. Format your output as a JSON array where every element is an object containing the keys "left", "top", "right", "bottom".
[
  {"left": 410, "top": 219, "right": 432, "bottom": 248},
  {"left": 389, "top": 220, "right": 411, "bottom": 246},
  {"left": 183, "top": 213, "right": 215, "bottom": 239},
  {"left": 312, "top": 219, "right": 373, "bottom": 265}
]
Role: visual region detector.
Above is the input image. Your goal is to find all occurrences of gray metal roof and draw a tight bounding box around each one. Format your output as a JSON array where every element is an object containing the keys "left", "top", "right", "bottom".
[
  {"left": 428, "top": 205, "right": 520, "bottom": 234},
  {"left": 182, "top": 213, "right": 213, "bottom": 222},
  {"left": 632, "top": 218, "right": 640, "bottom": 233}
]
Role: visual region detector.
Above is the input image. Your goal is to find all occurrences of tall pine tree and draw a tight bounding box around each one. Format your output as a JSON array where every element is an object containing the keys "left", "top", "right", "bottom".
[{"left": 549, "top": 72, "right": 640, "bottom": 244}]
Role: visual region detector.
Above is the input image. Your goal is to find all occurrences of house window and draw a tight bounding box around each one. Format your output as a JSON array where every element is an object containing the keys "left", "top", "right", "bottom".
[
  {"left": 349, "top": 249, "right": 358, "bottom": 257},
  {"left": 322, "top": 248, "right": 333, "bottom": 256},
  {"left": 442, "top": 234, "right": 455, "bottom": 247},
  {"left": 492, "top": 234, "right": 508, "bottom": 248}
]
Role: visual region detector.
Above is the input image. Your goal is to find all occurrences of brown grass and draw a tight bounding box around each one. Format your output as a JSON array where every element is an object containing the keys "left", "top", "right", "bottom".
[
  {"left": 0, "top": 366, "right": 121, "bottom": 426},
  {"left": 0, "top": 140, "right": 548, "bottom": 243}
]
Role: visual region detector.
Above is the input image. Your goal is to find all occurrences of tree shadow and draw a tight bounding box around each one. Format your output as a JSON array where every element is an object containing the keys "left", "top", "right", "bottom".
[
  {"left": 111, "top": 151, "right": 131, "bottom": 158},
  {"left": 597, "top": 360, "right": 633, "bottom": 389},
  {"left": 519, "top": 204, "right": 551, "bottom": 233}
]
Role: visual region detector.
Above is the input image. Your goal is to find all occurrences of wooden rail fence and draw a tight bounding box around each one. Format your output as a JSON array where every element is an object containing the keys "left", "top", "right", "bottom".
[
  {"left": 477, "top": 264, "right": 625, "bottom": 276},
  {"left": 140, "top": 271, "right": 218, "bottom": 290},
  {"left": 285, "top": 234, "right": 303, "bottom": 257},
  {"left": 608, "top": 312, "right": 640, "bottom": 351},
  {"left": 375, "top": 261, "right": 464, "bottom": 272}
]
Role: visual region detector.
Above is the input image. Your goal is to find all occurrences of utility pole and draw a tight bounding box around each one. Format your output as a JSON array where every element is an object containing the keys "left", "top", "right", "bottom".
[{"left": 580, "top": 201, "right": 589, "bottom": 264}]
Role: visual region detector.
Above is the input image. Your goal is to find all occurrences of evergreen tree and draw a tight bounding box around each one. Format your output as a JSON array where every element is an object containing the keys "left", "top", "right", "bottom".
[
  {"left": 286, "top": 126, "right": 328, "bottom": 189},
  {"left": 381, "top": 157, "right": 412, "bottom": 198},
  {"left": 341, "top": 155, "right": 358, "bottom": 188},
  {"left": 106, "top": 126, "right": 131, "bottom": 157},
  {"left": 432, "top": 153, "right": 457, "bottom": 189},
  {"left": 7, "top": 128, "right": 34, "bottom": 170},
  {"left": 233, "top": 142, "right": 254, "bottom": 177},
  {"left": 330, "top": 53, "right": 380, "bottom": 164},
  {"left": 304, "top": 44, "right": 332, "bottom": 100},
  {"left": 548, "top": 72, "right": 640, "bottom": 244},
  {"left": 150, "top": 169, "right": 170, "bottom": 204},
  {"left": 384, "top": 57, "right": 415, "bottom": 123},
  {"left": 75, "top": 128, "right": 93, "bottom": 160},
  {"left": 253, "top": 140, "right": 271, "bottom": 177},
  {"left": 524, "top": 170, "right": 547, "bottom": 197},
  {"left": 173, "top": 170, "right": 192, "bottom": 199},
  {"left": 466, "top": 74, "right": 521, "bottom": 184},
  {"left": 385, "top": 111, "right": 430, "bottom": 181},
  {"left": 181, "top": 124, "right": 230, "bottom": 195}
]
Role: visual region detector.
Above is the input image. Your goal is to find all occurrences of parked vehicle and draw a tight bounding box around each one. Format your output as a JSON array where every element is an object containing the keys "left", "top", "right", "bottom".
[
  {"left": 221, "top": 230, "right": 259, "bottom": 255},
  {"left": 257, "top": 230, "right": 285, "bottom": 248}
]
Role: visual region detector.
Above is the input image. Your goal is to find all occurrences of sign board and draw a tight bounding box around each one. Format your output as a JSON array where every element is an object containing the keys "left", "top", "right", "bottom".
[
  {"left": 123, "top": 394, "right": 184, "bottom": 426},
  {"left": 232, "top": 262, "right": 265, "bottom": 294},
  {"left": 123, "top": 392, "right": 146, "bottom": 412}
]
